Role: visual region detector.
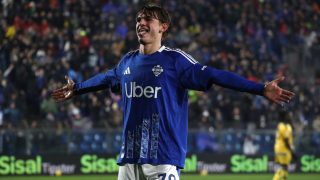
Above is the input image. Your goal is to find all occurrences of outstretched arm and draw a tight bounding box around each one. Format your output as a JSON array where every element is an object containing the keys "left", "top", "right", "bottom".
[
  {"left": 179, "top": 64, "right": 294, "bottom": 105},
  {"left": 51, "top": 69, "right": 119, "bottom": 102}
]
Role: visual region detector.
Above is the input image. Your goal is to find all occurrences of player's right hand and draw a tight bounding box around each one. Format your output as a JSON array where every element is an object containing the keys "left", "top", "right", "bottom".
[{"left": 51, "top": 76, "right": 75, "bottom": 102}]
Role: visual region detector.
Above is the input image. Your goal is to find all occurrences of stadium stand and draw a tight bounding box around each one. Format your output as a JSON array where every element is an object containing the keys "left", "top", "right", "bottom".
[{"left": 0, "top": 0, "right": 319, "bottom": 155}]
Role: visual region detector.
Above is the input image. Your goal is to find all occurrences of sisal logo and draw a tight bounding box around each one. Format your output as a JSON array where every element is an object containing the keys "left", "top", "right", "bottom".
[{"left": 125, "top": 82, "right": 161, "bottom": 98}]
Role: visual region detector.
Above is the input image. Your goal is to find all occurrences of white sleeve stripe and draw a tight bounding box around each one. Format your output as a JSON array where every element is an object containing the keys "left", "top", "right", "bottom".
[
  {"left": 175, "top": 48, "right": 198, "bottom": 64},
  {"left": 164, "top": 48, "right": 197, "bottom": 65},
  {"left": 165, "top": 47, "right": 198, "bottom": 64}
]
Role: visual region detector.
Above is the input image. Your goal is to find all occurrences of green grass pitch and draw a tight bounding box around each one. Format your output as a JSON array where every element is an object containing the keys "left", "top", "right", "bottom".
[{"left": 4, "top": 174, "right": 320, "bottom": 180}]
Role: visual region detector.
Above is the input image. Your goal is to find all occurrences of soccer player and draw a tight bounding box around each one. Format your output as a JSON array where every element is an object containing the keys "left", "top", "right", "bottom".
[
  {"left": 273, "top": 111, "right": 295, "bottom": 180},
  {"left": 52, "top": 4, "right": 295, "bottom": 180}
]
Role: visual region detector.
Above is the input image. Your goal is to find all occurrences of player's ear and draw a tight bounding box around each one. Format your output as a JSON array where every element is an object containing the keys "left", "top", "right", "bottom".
[{"left": 159, "top": 23, "right": 169, "bottom": 33}]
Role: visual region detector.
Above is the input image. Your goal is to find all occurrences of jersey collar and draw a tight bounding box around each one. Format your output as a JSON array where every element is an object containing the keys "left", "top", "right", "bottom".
[{"left": 158, "top": 45, "right": 166, "bottom": 52}]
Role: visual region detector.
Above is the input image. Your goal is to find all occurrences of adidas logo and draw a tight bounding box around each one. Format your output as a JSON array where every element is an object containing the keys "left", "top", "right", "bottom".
[{"left": 124, "top": 67, "right": 131, "bottom": 75}]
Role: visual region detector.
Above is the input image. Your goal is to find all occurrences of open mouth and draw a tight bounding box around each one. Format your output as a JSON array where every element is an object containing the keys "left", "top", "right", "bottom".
[{"left": 138, "top": 27, "right": 149, "bottom": 36}]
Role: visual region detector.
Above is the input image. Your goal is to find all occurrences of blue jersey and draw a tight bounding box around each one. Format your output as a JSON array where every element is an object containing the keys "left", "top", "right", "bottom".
[{"left": 74, "top": 46, "right": 264, "bottom": 168}]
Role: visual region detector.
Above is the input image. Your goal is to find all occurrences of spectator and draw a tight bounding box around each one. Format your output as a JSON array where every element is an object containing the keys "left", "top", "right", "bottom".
[
  {"left": 69, "top": 106, "right": 92, "bottom": 131},
  {"left": 0, "top": 0, "right": 318, "bottom": 131},
  {"left": 243, "top": 135, "right": 258, "bottom": 155},
  {"left": 313, "top": 115, "right": 320, "bottom": 133}
]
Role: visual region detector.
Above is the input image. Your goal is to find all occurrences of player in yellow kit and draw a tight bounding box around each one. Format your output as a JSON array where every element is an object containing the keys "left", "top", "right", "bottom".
[{"left": 273, "top": 111, "right": 296, "bottom": 180}]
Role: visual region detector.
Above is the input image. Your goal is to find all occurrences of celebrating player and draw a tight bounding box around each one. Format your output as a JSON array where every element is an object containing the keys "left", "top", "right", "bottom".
[{"left": 52, "top": 4, "right": 294, "bottom": 180}]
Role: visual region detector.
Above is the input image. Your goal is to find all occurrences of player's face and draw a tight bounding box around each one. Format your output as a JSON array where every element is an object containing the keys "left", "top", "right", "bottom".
[{"left": 136, "top": 13, "right": 164, "bottom": 45}]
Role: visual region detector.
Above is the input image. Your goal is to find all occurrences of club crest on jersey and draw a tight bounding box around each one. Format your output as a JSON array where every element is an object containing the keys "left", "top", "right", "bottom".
[{"left": 152, "top": 65, "right": 163, "bottom": 77}]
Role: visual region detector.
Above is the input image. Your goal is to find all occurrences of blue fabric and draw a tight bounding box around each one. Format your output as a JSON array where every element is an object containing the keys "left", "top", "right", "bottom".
[{"left": 74, "top": 46, "right": 264, "bottom": 168}]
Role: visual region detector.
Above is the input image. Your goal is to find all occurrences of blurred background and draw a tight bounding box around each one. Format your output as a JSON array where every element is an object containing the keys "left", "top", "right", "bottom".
[{"left": 0, "top": 0, "right": 320, "bottom": 177}]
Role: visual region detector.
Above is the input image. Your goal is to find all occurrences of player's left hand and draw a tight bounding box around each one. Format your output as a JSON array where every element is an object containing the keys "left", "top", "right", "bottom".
[{"left": 263, "top": 76, "right": 295, "bottom": 105}]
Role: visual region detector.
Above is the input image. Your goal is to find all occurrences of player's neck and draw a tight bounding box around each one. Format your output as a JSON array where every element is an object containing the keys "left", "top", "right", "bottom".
[{"left": 139, "top": 42, "right": 161, "bottom": 55}]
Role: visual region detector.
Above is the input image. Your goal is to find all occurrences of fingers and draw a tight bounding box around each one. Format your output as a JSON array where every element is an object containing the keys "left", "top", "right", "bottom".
[
  {"left": 279, "top": 89, "right": 295, "bottom": 101},
  {"left": 51, "top": 91, "right": 71, "bottom": 102},
  {"left": 270, "top": 96, "right": 286, "bottom": 105},
  {"left": 54, "top": 96, "right": 69, "bottom": 103},
  {"left": 51, "top": 86, "right": 73, "bottom": 102},
  {"left": 265, "top": 86, "right": 295, "bottom": 106},
  {"left": 51, "top": 90, "right": 67, "bottom": 101},
  {"left": 272, "top": 76, "right": 285, "bottom": 84},
  {"left": 276, "top": 96, "right": 290, "bottom": 103},
  {"left": 272, "top": 89, "right": 295, "bottom": 106},
  {"left": 52, "top": 86, "right": 68, "bottom": 94},
  {"left": 65, "top": 75, "right": 70, "bottom": 81},
  {"left": 280, "top": 91, "right": 294, "bottom": 101},
  {"left": 65, "top": 76, "right": 74, "bottom": 85},
  {"left": 64, "top": 91, "right": 73, "bottom": 99},
  {"left": 65, "top": 76, "right": 71, "bottom": 84},
  {"left": 282, "top": 89, "right": 295, "bottom": 97},
  {"left": 52, "top": 96, "right": 67, "bottom": 103}
]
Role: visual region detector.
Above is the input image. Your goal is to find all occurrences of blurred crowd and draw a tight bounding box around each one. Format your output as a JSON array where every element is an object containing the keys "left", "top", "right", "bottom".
[{"left": 0, "top": 0, "right": 320, "bottom": 133}]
